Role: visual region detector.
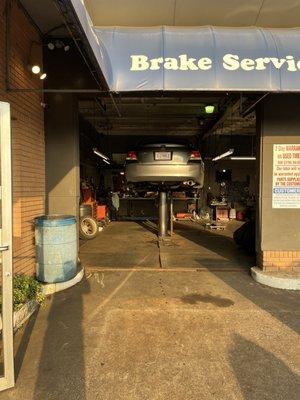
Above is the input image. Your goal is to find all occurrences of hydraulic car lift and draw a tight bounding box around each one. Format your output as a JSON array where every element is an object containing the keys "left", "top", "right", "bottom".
[{"left": 158, "top": 191, "right": 174, "bottom": 238}]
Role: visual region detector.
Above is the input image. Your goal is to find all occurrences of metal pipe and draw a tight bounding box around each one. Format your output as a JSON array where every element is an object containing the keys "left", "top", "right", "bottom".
[
  {"left": 241, "top": 93, "right": 269, "bottom": 117},
  {"left": 5, "top": 0, "right": 12, "bottom": 91},
  {"left": 170, "top": 195, "right": 174, "bottom": 236},
  {"left": 52, "top": 0, "right": 105, "bottom": 90},
  {"left": 16, "top": 0, "right": 43, "bottom": 36},
  {"left": 3, "top": 88, "right": 106, "bottom": 93},
  {"left": 109, "top": 92, "right": 122, "bottom": 118},
  {"left": 158, "top": 191, "right": 167, "bottom": 238},
  {"left": 52, "top": 0, "right": 122, "bottom": 118}
]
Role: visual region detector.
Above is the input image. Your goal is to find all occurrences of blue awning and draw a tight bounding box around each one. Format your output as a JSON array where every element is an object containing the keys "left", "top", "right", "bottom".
[{"left": 70, "top": 1, "right": 300, "bottom": 92}]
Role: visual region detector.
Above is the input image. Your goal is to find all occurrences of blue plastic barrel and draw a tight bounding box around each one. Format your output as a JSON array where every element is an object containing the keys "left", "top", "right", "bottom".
[{"left": 35, "top": 215, "right": 77, "bottom": 283}]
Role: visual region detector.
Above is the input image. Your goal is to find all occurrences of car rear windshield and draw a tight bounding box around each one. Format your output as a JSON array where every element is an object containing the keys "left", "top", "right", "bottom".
[{"left": 142, "top": 143, "right": 186, "bottom": 148}]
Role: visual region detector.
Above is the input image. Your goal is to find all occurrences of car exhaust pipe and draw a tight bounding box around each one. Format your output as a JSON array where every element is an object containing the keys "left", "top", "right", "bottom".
[{"left": 183, "top": 180, "right": 195, "bottom": 186}]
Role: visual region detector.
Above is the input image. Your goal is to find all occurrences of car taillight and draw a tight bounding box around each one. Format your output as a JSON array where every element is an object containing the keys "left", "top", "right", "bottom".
[
  {"left": 190, "top": 150, "right": 201, "bottom": 160},
  {"left": 127, "top": 151, "right": 138, "bottom": 161}
]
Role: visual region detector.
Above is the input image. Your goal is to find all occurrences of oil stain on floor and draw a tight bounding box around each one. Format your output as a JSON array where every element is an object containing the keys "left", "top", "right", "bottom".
[{"left": 180, "top": 293, "right": 235, "bottom": 307}]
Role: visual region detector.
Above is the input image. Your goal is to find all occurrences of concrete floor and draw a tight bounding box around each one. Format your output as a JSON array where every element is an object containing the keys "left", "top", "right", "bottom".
[
  {"left": 1, "top": 222, "right": 300, "bottom": 399},
  {"left": 80, "top": 221, "right": 160, "bottom": 269},
  {"left": 80, "top": 220, "right": 253, "bottom": 271}
]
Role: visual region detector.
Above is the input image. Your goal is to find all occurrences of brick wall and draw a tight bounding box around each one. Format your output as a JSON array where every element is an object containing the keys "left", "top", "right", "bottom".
[
  {"left": 258, "top": 251, "right": 300, "bottom": 272},
  {"left": 0, "top": 0, "right": 45, "bottom": 275}
]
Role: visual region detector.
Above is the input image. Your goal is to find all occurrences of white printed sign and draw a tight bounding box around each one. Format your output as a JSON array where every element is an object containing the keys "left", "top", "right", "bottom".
[
  {"left": 130, "top": 54, "right": 300, "bottom": 72},
  {"left": 272, "top": 144, "right": 300, "bottom": 208}
]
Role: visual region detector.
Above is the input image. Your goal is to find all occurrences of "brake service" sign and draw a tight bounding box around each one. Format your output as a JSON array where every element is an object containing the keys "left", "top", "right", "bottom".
[{"left": 130, "top": 54, "right": 300, "bottom": 72}]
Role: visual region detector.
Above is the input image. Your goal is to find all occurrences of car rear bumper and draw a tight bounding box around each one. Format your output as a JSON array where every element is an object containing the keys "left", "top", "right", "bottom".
[{"left": 125, "top": 163, "right": 204, "bottom": 186}]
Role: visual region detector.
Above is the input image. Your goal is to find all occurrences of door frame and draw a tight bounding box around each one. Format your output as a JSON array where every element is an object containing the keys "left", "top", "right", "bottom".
[{"left": 0, "top": 101, "right": 15, "bottom": 391}]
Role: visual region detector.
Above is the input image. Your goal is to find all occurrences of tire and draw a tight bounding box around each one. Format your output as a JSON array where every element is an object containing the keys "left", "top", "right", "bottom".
[
  {"left": 79, "top": 216, "right": 98, "bottom": 240},
  {"left": 233, "top": 221, "right": 256, "bottom": 254},
  {"left": 79, "top": 204, "right": 93, "bottom": 218}
]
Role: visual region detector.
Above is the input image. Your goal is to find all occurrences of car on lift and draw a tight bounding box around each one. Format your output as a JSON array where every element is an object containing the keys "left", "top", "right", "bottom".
[{"left": 125, "top": 140, "right": 204, "bottom": 192}]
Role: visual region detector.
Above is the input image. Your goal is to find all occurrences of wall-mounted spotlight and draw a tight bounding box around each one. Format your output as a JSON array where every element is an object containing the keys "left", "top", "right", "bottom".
[
  {"left": 28, "top": 65, "right": 47, "bottom": 79},
  {"left": 47, "top": 40, "right": 70, "bottom": 52},
  {"left": 28, "top": 41, "right": 47, "bottom": 79},
  {"left": 47, "top": 42, "right": 55, "bottom": 50},
  {"left": 31, "top": 65, "right": 41, "bottom": 74},
  {"left": 40, "top": 102, "right": 48, "bottom": 109},
  {"left": 55, "top": 40, "right": 63, "bottom": 49}
]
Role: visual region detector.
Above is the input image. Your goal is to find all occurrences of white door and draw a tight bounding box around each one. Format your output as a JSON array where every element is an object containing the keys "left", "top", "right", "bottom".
[{"left": 0, "top": 102, "right": 15, "bottom": 391}]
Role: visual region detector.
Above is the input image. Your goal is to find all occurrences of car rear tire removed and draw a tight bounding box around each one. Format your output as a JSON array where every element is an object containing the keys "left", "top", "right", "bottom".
[{"left": 79, "top": 216, "right": 98, "bottom": 240}]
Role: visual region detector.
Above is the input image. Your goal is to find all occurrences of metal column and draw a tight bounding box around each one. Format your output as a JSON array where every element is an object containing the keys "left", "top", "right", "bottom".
[
  {"left": 158, "top": 191, "right": 167, "bottom": 237},
  {"left": 169, "top": 195, "right": 174, "bottom": 236},
  {"left": 0, "top": 102, "right": 15, "bottom": 391}
]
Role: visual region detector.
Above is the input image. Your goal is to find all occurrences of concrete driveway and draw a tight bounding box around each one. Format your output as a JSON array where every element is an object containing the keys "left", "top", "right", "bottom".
[
  {"left": 1, "top": 221, "right": 300, "bottom": 399},
  {"left": 2, "top": 268, "right": 299, "bottom": 400}
]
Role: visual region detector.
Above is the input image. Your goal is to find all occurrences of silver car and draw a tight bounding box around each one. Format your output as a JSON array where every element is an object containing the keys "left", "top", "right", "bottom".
[{"left": 125, "top": 142, "right": 204, "bottom": 190}]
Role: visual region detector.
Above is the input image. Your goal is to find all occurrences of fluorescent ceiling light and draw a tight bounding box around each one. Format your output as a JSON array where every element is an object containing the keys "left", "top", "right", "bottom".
[
  {"left": 93, "top": 148, "right": 109, "bottom": 160},
  {"left": 103, "top": 159, "right": 110, "bottom": 165},
  {"left": 212, "top": 149, "right": 234, "bottom": 161},
  {"left": 230, "top": 156, "right": 256, "bottom": 160}
]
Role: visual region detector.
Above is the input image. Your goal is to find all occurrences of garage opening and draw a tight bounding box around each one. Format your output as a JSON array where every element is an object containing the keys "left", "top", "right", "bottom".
[
  {"left": 40, "top": 1, "right": 300, "bottom": 276},
  {"left": 77, "top": 92, "right": 257, "bottom": 271}
]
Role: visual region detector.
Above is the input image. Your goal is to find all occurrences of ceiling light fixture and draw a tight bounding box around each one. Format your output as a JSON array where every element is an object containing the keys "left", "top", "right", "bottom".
[
  {"left": 39, "top": 72, "right": 47, "bottom": 80},
  {"left": 212, "top": 149, "right": 234, "bottom": 162},
  {"left": 103, "top": 159, "right": 110, "bottom": 165},
  {"left": 93, "top": 148, "right": 109, "bottom": 160},
  {"left": 205, "top": 105, "right": 215, "bottom": 114}
]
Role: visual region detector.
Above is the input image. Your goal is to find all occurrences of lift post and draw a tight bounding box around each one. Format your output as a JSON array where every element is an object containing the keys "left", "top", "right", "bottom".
[
  {"left": 158, "top": 191, "right": 168, "bottom": 237},
  {"left": 169, "top": 195, "right": 174, "bottom": 236}
]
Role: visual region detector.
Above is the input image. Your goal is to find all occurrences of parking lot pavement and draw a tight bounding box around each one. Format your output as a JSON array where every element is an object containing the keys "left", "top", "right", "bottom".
[{"left": 2, "top": 269, "right": 299, "bottom": 400}]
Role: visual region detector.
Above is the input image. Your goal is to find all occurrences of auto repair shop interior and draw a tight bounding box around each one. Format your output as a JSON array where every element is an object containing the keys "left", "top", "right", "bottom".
[{"left": 42, "top": 32, "right": 255, "bottom": 271}]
